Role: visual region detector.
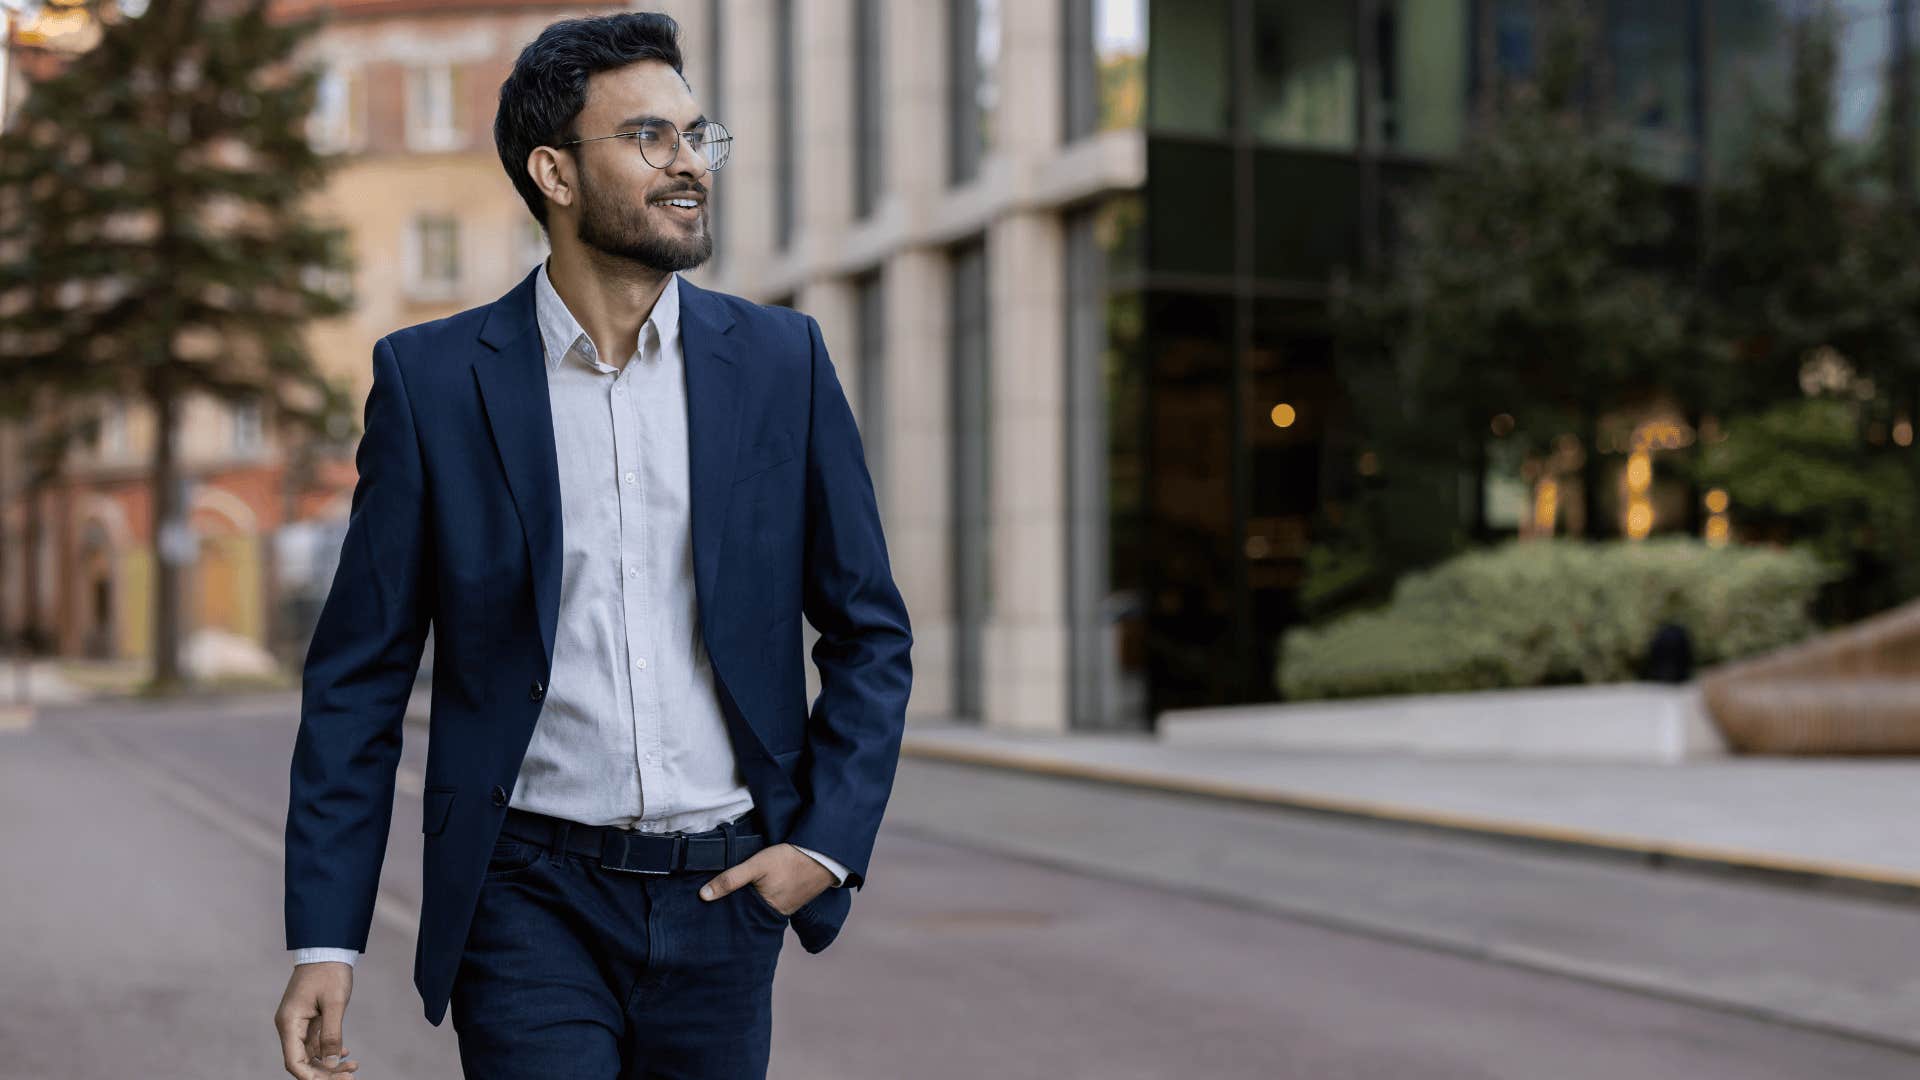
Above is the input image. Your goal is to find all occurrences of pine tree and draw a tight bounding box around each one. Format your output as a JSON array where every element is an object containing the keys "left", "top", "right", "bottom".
[{"left": 0, "top": 0, "right": 355, "bottom": 692}]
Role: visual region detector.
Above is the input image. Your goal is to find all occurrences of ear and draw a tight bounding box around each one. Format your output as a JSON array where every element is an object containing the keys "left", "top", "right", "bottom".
[{"left": 529, "top": 146, "right": 575, "bottom": 210}]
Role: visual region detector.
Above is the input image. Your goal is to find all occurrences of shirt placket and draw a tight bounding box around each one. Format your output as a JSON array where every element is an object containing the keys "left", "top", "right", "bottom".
[{"left": 614, "top": 323, "right": 666, "bottom": 829}]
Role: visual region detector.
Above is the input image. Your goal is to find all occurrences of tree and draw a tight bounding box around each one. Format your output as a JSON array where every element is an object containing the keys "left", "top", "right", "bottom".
[
  {"left": 1319, "top": 0, "right": 1689, "bottom": 612},
  {"left": 0, "top": 0, "right": 354, "bottom": 691},
  {"left": 1702, "top": 4, "right": 1920, "bottom": 421}
]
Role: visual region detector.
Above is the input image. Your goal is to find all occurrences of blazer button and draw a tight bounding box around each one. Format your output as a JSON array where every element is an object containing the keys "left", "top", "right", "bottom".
[
  {"left": 529, "top": 679, "right": 545, "bottom": 702},
  {"left": 491, "top": 785, "right": 508, "bottom": 807}
]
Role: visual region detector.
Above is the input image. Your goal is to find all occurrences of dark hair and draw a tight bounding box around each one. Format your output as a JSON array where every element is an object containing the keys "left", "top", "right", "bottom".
[{"left": 495, "top": 12, "right": 688, "bottom": 230}]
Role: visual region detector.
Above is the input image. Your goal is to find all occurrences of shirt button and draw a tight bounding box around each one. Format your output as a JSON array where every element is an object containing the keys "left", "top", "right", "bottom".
[
  {"left": 627, "top": 566, "right": 638, "bottom": 579},
  {"left": 635, "top": 657, "right": 647, "bottom": 670},
  {"left": 528, "top": 679, "right": 544, "bottom": 701},
  {"left": 491, "top": 785, "right": 507, "bottom": 806},
  {"left": 614, "top": 384, "right": 624, "bottom": 394},
  {"left": 624, "top": 472, "right": 635, "bottom": 484}
]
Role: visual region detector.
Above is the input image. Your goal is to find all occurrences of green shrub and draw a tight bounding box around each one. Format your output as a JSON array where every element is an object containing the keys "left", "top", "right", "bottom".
[{"left": 1278, "top": 538, "right": 1831, "bottom": 701}]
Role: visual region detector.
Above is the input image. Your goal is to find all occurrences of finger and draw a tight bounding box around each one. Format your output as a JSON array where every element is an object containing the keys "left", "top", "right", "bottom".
[
  {"left": 278, "top": 1016, "right": 319, "bottom": 1080},
  {"left": 315, "top": 1000, "right": 347, "bottom": 1061},
  {"left": 699, "top": 872, "right": 731, "bottom": 900}
]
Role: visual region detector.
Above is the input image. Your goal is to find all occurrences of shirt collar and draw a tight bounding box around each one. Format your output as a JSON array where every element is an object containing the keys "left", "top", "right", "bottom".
[{"left": 533, "top": 256, "right": 681, "bottom": 374}]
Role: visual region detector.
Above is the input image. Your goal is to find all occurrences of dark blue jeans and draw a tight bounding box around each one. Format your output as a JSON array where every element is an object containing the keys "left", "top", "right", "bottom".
[{"left": 449, "top": 812, "right": 788, "bottom": 1079}]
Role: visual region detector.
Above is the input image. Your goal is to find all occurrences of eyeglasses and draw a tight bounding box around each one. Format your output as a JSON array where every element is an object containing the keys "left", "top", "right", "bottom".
[{"left": 558, "top": 118, "right": 733, "bottom": 171}]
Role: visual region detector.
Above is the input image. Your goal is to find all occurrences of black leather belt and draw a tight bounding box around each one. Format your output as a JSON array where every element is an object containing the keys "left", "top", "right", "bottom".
[{"left": 499, "top": 806, "right": 766, "bottom": 875}]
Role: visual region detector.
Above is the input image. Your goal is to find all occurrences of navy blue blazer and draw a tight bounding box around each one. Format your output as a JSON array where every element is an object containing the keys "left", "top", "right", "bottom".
[{"left": 284, "top": 264, "right": 914, "bottom": 1027}]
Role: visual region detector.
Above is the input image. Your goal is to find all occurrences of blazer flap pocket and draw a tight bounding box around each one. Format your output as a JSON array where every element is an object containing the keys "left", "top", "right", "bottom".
[
  {"left": 733, "top": 431, "right": 795, "bottom": 484},
  {"left": 422, "top": 786, "right": 456, "bottom": 836}
]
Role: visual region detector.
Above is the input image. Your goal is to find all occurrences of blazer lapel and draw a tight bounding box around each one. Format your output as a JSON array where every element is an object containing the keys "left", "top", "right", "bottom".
[
  {"left": 677, "top": 278, "right": 746, "bottom": 631},
  {"left": 473, "top": 266, "right": 562, "bottom": 670}
]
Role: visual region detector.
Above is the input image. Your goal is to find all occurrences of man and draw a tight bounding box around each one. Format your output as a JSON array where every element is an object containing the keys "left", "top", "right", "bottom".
[{"left": 272, "top": 12, "right": 912, "bottom": 1079}]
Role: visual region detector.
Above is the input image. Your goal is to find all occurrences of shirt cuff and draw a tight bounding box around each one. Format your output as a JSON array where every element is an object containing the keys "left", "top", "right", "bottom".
[
  {"left": 789, "top": 844, "right": 849, "bottom": 887},
  {"left": 292, "top": 947, "right": 361, "bottom": 968}
]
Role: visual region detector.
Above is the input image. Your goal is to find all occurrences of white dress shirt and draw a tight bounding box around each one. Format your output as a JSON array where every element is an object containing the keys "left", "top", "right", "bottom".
[{"left": 294, "top": 261, "right": 844, "bottom": 968}]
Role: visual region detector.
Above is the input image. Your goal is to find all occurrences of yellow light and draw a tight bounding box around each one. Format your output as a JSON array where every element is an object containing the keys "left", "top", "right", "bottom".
[
  {"left": 1705, "top": 514, "right": 1730, "bottom": 547},
  {"left": 1532, "top": 479, "right": 1559, "bottom": 535},
  {"left": 1897, "top": 419, "right": 1914, "bottom": 448},
  {"left": 1625, "top": 500, "right": 1654, "bottom": 540},
  {"left": 1704, "top": 489, "right": 1730, "bottom": 514},
  {"left": 1270, "top": 403, "right": 1297, "bottom": 428},
  {"left": 1625, "top": 450, "right": 1652, "bottom": 494}
]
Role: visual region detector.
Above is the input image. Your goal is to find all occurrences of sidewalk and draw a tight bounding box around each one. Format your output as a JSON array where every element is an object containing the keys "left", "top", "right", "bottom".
[{"left": 899, "top": 721, "right": 1920, "bottom": 895}]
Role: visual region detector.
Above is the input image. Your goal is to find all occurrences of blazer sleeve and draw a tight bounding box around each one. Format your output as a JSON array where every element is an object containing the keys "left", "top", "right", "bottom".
[
  {"left": 284, "top": 334, "right": 435, "bottom": 952},
  {"left": 783, "top": 313, "right": 914, "bottom": 892}
]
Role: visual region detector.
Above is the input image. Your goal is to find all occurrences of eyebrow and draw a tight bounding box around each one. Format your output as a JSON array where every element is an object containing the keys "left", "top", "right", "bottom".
[{"left": 617, "top": 113, "right": 708, "bottom": 129}]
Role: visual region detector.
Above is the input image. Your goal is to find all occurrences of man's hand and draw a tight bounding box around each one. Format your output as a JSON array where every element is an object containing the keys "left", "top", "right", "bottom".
[
  {"left": 275, "top": 962, "right": 360, "bottom": 1078},
  {"left": 698, "top": 842, "right": 835, "bottom": 915}
]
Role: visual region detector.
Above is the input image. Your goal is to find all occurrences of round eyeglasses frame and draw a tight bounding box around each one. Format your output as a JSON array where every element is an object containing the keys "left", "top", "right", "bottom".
[{"left": 556, "top": 119, "right": 732, "bottom": 171}]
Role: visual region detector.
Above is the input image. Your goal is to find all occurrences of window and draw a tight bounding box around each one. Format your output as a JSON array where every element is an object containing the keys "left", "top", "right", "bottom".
[
  {"left": 405, "top": 64, "right": 461, "bottom": 152},
  {"left": 1064, "top": 0, "right": 1147, "bottom": 141},
  {"left": 406, "top": 214, "right": 461, "bottom": 300},
  {"left": 1368, "top": 0, "right": 1468, "bottom": 156},
  {"left": 708, "top": 0, "right": 726, "bottom": 267},
  {"left": 1706, "top": 0, "right": 1794, "bottom": 178},
  {"left": 231, "top": 400, "right": 263, "bottom": 457},
  {"left": 775, "top": 0, "right": 796, "bottom": 250},
  {"left": 1148, "top": 0, "right": 1230, "bottom": 134},
  {"left": 854, "top": 272, "right": 886, "bottom": 495},
  {"left": 1251, "top": 0, "right": 1357, "bottom": 149},
  {"left": 1828, "top": 0, "right": 1892, "bottom": 147},
  {"left": 949, "top": 0, "right": 1000, "bottom": 184},
  {"left": 308, "top": 66, "right": 364, "bottom": 154},
  {"left": 1605, "top": 0, "right": 1699, "bottom": 178},
  {"left": 1066, "top": 201, "right": 1149, "bottom": 730},
  {"left": 854, "top": 0, "right": 886, "bottom": 217},
  {"left": 950, "top": 241, "right": 991, "bottom": 718}
]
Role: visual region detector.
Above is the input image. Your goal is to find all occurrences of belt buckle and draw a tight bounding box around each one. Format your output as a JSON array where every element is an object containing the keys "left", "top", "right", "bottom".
[{"left": 601, "top": 830, "right": 681, "bottom": 875}]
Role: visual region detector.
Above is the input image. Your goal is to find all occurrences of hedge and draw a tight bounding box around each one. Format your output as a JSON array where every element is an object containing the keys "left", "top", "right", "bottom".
[{"left": 1278, "top": 538, "right": 1831, "bottom": 701}]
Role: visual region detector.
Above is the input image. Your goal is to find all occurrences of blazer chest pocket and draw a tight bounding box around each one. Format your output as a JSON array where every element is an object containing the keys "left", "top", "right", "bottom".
[{"left": 733, "top": 431, "right": 794, "bottom": 485}]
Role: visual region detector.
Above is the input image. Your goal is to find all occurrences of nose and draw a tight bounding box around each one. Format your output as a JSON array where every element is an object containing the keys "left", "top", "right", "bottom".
[{"left": 671, "top": 137, "right": 710, "bottom": 181}]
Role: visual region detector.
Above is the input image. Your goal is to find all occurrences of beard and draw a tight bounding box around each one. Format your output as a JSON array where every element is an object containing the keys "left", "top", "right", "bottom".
[{"left": 574, "top": 166, "right": 713, "bottom": 273}]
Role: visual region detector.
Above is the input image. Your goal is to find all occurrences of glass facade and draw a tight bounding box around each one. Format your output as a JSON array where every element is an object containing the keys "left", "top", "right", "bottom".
[
  {"left": 1606, "top": 0, "right": 1701, "bottom": 179},
  {"left": 1109, "top": 0, "right": 1912, "bottom": 715},
  {"left": 1147, "top": 0, "right": 1231, "bottom": 134},
  {"left": 1250, "top": 0, "right": 1358, "bottom": 149},
  {"left": 1371, "top": 0, "right": 1471, "bottom": 156}
]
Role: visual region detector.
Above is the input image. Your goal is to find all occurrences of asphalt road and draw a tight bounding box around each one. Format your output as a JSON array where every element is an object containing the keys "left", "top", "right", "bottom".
[{"left": 4, "top": 692, "right": 1918, "bottom": 1079}]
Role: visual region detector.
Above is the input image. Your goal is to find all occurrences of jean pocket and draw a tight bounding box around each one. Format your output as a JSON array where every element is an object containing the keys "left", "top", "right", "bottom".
[
  {"left": 739, "top": 882, "right": 792, "bottom": 924},
  {"left": 483, "top": 837, "right": 545, "bottom": 878}
]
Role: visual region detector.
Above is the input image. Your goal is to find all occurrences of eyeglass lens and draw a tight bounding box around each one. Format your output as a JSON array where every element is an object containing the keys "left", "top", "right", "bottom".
[{"left": 637, "top": 119, "right": 732, "bottom": 171}]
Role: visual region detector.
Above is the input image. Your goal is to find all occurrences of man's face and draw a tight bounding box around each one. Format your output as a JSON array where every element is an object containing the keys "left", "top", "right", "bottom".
[{"left": 567, "top": 60, "right": 713, "bottom": 273}]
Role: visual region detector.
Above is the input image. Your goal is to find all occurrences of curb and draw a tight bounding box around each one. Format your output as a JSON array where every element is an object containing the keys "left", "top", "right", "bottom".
[{"left": 899, "top": 737, "right": 1920, "bottom": 905}]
